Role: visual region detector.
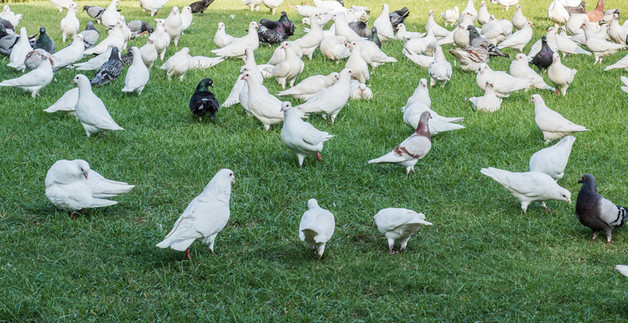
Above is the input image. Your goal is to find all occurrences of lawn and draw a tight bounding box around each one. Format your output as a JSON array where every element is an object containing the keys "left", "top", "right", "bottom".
[{"left": 0, "top": 0, "right": 627, "bottom": 320}]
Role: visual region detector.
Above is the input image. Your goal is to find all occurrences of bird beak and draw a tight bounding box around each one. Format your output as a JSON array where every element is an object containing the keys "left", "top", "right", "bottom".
[
  {"left": 231, "top": 177, "right": 235, "bottom": 184},
  {"left": 567, "top": 199, "right": 572, "bottom": 205},
  {"left": 578, "top": 179, "right": 583, "bottom": 184},
  {"left": 529, "top": 98, "right": 533, "bottom": 103},
  {"left": 84, "top": 174, "right": 88, "bottom": 180}
]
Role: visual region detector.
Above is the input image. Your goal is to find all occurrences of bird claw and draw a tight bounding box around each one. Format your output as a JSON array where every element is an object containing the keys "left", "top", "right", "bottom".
[{"left": 316, "top": 152, "right": 322, "bottom": 161}]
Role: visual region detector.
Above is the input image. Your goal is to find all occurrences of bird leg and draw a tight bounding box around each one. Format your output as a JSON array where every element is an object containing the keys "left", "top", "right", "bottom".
[
  {"left": 317, "top": 254, "right": 322, "bottom": 261},
  {"left": 210, "top": 249, "right": 216, "bottom": 255},
  {"left": 591, "top": 231, "right": 600, "bottom": 241},
  {"left": 184, "top": 248, "right": 191, "bottom": 260},
  {"left": 313, "top": 247, "right": 317, "bottom": 254},
  {"left": 389, "top": 247, "right": 394, "bottom": 254},
  {"left": 316, "top": 152, "right": 323, "bottom": 161},
  {"left": 555, "top": 88, "right": 560, "bottom": 96}
]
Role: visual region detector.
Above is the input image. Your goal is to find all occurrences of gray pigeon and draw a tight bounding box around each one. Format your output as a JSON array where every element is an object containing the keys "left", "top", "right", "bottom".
[
  {"left": 90, "top": 46, "right": 123, "bottom": 86},
  {"left": 126, "top": 20, "right": 154, "bottom": 39},
  {"left": 0, "top": 30, "right": 18, "bottom": 56},
  {"left": 83, "top": 5, "right": 105, "bottom": 22},
  {"left": 34, "top": 26, "right": 55, "bottom": 54},
  {"left": 79, "top": 22, "right": 99, "bottom": 49},
  {"left": 576, "top": 174, "right": 627, "bottom": 244}
]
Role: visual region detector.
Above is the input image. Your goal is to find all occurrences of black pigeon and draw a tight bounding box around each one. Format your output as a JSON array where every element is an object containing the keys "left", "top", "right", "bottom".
[
  {"left": 370, "top": 27, "right": 381, "bottom": 48},
  {"left": 90, "top": 47, "right": 123, "bottom": 86},
  {"left": 467, "top": 25, "right": 509, "bottom": 58},
  {"left": 258, "top": 18, "right": 287, "bottom": 44},
  {"left": 190, "top": 78, "right": 219, "bottom": 122},
  {"left": 349, "top": 21, "right": 371, "bottom": 38},
  {"left": 79, "top": 22, "right": 99, "bottom": 49},
  {"left": 34, "top": 26, "right": 55, "bottom": 54},
  {"left": 277, "top": 11, "right": 295, "bottom": 37},
  {"left": 190, "top": 0, "right": 214, "bottom": 15},
  {"left": 83, "top": 5, "right": 105, "bottom": 21},
  {"left": 389, "top": 7, "right": 409, "bottom": 29},
  {"left": 120, "top": 49, "right": 134, "bottom": 65},
  {"left": 576, "top": 173, "right": 627, "bottom": 244},
  {"left": 126, "top": 20, "right": 154, "bottom": 39},
  {"left": 532, "top": 36, "right": 554, "bottom": 73}
]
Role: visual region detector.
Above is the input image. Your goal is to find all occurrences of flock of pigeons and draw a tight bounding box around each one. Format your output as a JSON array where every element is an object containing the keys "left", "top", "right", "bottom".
[{"left": 0, "top": 0, "right": 626, "bottom": 265}]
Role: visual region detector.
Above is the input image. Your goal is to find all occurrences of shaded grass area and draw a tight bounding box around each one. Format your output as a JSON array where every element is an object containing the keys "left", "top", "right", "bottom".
[{"left": 1, "top": 0, "right": 627, "bottom": 320}]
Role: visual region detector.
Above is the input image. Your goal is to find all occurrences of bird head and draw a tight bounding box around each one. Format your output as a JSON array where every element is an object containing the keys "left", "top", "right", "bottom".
[
  {"left": 516, "top": 4, "right": 521, "bottom": 10},
  {"left": 485, "top": 80, "right": 494, "bottom": 88},
  {"left": 552, "top": 53, "right": 560, "bottom": 63},
  {"left": 515, "top": 53, "right": 526, "bottom": 61},
  {"left": 529, "top": 94, "right": 542, "bottom": 104},
  {"left": 419, "top": 78, "right": 427, "bottom": 88},
  {"left": 527, "top": 21, "right": 534, "bottom": 28},
  {"left": 578, "top": 174, "right": 597, "bottom": 190},
  {"left": 39, "top": 26, "right": 46, "bottom": 35},
  {"left": 396, "top": 23, "right": 404, "bottom": 30},
  {"left": 279, "top": 101, "right": 292, "bottom": 112},
  {"left": 240, "top": 73, "right": 250, "bottom": 81},
  {"left": 428, "top": 9, "right": 434, "bottom": 16},
  {"left": 74, "top": 159, "right": 90, "bottom": 180}
]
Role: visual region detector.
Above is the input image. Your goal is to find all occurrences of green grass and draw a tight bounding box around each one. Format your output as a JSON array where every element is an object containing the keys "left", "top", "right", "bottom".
[{"left": 1, "top": 0, "right": 628, "bottom": 320}]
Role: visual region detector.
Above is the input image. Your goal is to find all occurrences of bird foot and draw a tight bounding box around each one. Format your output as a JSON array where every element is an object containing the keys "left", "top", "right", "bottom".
[
  {"left": 210, "top": 249, "right": 216, "bottom": 255},
  {"left": 555, "top": 88, "right": 560, "bottom": 96},
  {"left": 316, "top": 152, "right": 323, "bottom": 161},
  {"left": 544, "top": 207, "right": 552, "bottom": 213},
  {"left": 184, "top": 248, "right": 191, "bottom": 260}
]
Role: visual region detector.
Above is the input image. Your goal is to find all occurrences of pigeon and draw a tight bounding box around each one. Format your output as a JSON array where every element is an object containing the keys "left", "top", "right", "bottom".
[
  {"left": 262, "top": 0, "right": 283, "bottom": 15},
  {"left": 497, "top": 21, "right": 533, "bottom": 52},
  {"left": 395, "top": 23, "right": 424, "bottom": 41},
  {"left": 7, "top": 27, "right": 31, "bottom": 71},
  {"left": 477, "top": 1, "right": 490, "bottom": 25},
  {"left": 295, "top": 68, "right": 352, "bottom": 123},
  {"left": 60, "top": 3, "right": 80, "bottom": 43},
  {"left": 50, "top": 0, "right": 77, "bottom": 12},
  {"left": 121, "top": 46, "right": 150, "bottom": 95},
  {"left": 243, "top": 0, "right": 263, "bottom": 12},
  {"left": 369, "top": 27, "right": 381, "bottom": 48},
  {"left": 576, "top": 173, "right": 627, "bottom": 243},
  {"left": 616, "top": 265, "right": 628, "bottom": 277},
  {"left": 548, "top": 0, "right": 570, "bottom": 28},
  {"left": 23, "top": 48, "right": 49, "bottom": 71},
  {"left": 469, "top": 81, "right": 502, "bottom": 112},
  {"left": 345, "top": 41, "right": 369, "bottom": 84},
  {"left": 564, "top": 1, "right": 586, "bottom": 15},
  {"left": 213, "top": 22, "right": 234, "bottom": 48},
  {"left": 530, "top": 94, "right": 587, "bottom": 143},
  {"left": 548, "top": 53, "right": 577, "bottom": 96},
  {"left": 51, "top": 34, "right": 85, "bottom": 70},
  {"left": 427, "top": 45, "right": 452, "bottom": 87},
  {"left": 139, "top": 39, "right": 158, "bottom": 69},
  {"left": 509, "top": 53, "right": 555, "bottom": 92},
  {"left": 293, "top": 14, "right": 324, "bottom": 60},
  {"left": 490, "top": 0, "right": 518, "bottom": 10},
  {"left": 402, "top": 103, "right": 464, "bottom": 135},
  {"left": 586, "top": 0, "right": 605, "bottom": 23},
  {"left": 180, "top": 6, "right": 193, "bottom": 33},
  {"left": 622, "top": 76, "right": 628, "bottom": 93},
  {"left": 403, "top": 78, "right": 431, "bottom": 108},
  {"left": 280, "top": 102, "right": 334, "bottom": 167},
  {"left": 0, "top": 51, "right": 53, "bottom": 98},
  {"left": 529, "top": 136, "right": 576, "bottom": 181},
  {"left": 79, "top": 22, "right": 100, "bottom": 49},
  {"left": 127, "top": 20, "right": 154, "bottom": 39},
  {"left": 140, "top": 0, "right": 169, "bottom": 16},
  {"left": 211, "top": 21, "right": 259, "bottom": 59},
  {"left": 441, "top": 6, "right": 458, "bottom": 26},
  {"left": 581, "top": 22, "right": 628, "bottom": 64},
  {"left": 73, "top": 45, "right": 114, "bottom": 71},
  {"left": 512, "top": 5, "right": 527, "bottom": 30},
  {"left": 480, "top": 167, "right": 572, "bottom": 215},
  {"left": 294, "top": 5, "right": 326, "bottom": 17},
  {"left": 467, "top": 25, "right": 509, "bottom": 58},
  {"left": 389, "top": 7, "right": 409, "bottom": 29},
  {"left": 189, "top": 78, "right": 219, "bottom": 122},
  {"left": 531, "top": 36, "right": 555, "bottom": 74},
  {"left": 481, "top": 16, "right": 512, "bottom": 45},
  {"left": 299, "top": 199, "right": 335, "bottom": 260},
  {"left": 240, "top": 72, "right": 286, "bottom": 130},
  {"left": 608, "top": 14, "right": 626, "bottom": 45},
  {"left": 373, "top": 208, "right": 432, "bottom": 254},
  {"left": 156, "top": 169, "right": 235, "bottom": 260},
  {"left": 277, "top": 72, "right": 338, "bottom": 101},
  {"left": 320, "top": 35, "right": 350, "bottom": 61},
  {"left": 160, "top": 47, "right": 190, "bottom": 81},
  {"left": 101, "top": 0, "right": 121, "bottom": 29},
  {"left": 448, "top": 41, "right": 490, "bottom": 72},
  {"left": 188, "top": 55, "right": 225, "bottom": 69},
  {"left": 373, "top": 4, "right": 394, "bottom": 41},
  {"left": 349, "top": 80, "right": 372, "bottom": 100},
  {"left": 556, "top": 26, "right": 592, "bottom": 57},
  {"left": 83, "top": 5, "right": 105, "bottom": 23},
  {"left": 72, "top": 74, "right": 124, "bottom": 137},
  {"left": 453, "top": 25, "right": 471, "bottom": 48},
  {"left": 261, "top": 42, "right": 303, "bottom": 89},
  {"left": 425, "top": 10, "right": 450, "bottom": 39},
  {"left": 148, "top": 19, "right": 170, "bottom": 61},
  {"left": 44, "top": 88, "right": 78, "bottom": 115},
  {"left": 348, "top": 21, "right": 370, "bottom": 38},
  {"left": 368, "top": 111, "right": 432, "bottom": 177},
  {"left": 45, "top": 159, "right": 134, "bottom": 213},
  {"left": 354, "top": 39, "right": 396, "bottom": 68},
  {"left": 258, "top": 17, "right": 288, "bottom": 44},
  {"left": 164, "top": 6, "right": 183, "bottom": 47},
  {"left": 90, "top": 46, "right": 123, "bottom": 86},
  {"left": 83, "top": 20, "right": 125, "bottom": 56},
  {"left": 190, "top": 0, "right": 214, "bottom": 15},
  {"left": 34, "top": 26, "right": 55, "bottom": 54},
  {"left": 476, "top": 63, "right": 532, "bottom": 98}
]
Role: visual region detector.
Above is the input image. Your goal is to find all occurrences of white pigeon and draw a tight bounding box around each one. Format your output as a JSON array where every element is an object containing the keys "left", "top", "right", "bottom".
[
  {"left": 345, "top": 42, "right": 369, "bottom": 84},
  {"left": 156, "top": 169, "right": 235, "bottom": 260},
  {"left": 74, "top": 45, "right": 115, "bottom": 71},
  {"left": 277, "top": 72, "right": 339, "bottom": 101},
  {"left": 160, "top": 47, "right": 190, "bottom": 81},
  {"left": 83, "top": 21, "right": 125, "bottom": 56},
  {"left": 0, "top": 52, "right": 53, "bottom": 98},
  {"left": 582, "top": 22, "right": 628, "bottom": 64},
  {"left": 481, "top": 16, "right": 512, "bottom": 45},
  {"left": 548, "top": 53, "right": 577, "bottom": 96},
  {"left": 395, "top": 23, "right": 424, "bottom": 41},
  {"left": 101, "top": 0, "right": 122, "bottom": 29},
  {"left": 241, "top": 72, "right": 286, "bottom": 130},
  {"left": 403, "top": 78, "right": 431, "bottom": 108},
  {"left": 469, "top": 81, "right": 502, "bottom": 112},
  {"left": 442, "top": 6, "right": 459, "bottom": 26},
  {"left": 149, "top": 19, "right": 171, "bottom": 61},
  {"left": 477, "top": 1, "right": 490, "bottom": 25},
  {"left": 299, "top": 199, "right": 335, "bottom": 260},
  {"left": 512, "top": 5, "right": 527, "bottom": 30},
  {"left": 354, "top": 40, "right": 396, "bottom": 68},
  {"left": 320, "top": 35, "right": 350, "bottom": 61},
  {"left": 294, "top": 14, "right": 324, "bottom": 60},
  {"left": 566, "top": 14, "right": 588, "bottom": 36},
  {"left": 262, "top": 0, "right": 283, "bottom": 15},
  {"left": 459, "top": 0, "right": 478, "bottom": 24},
  {"left": 7, "top": 27, "right": 32, "bottom": 72},
  {"left": 427, "top": 45, "right": 452, "bottom": 87},
  {"left": 261, "top": 42, "right": 304, "bottom": 89},
  {"left": 426, "top": 10, "right": 451, "bottom": 39},
  {"left": 403, "top": 51, "right": 434, "bottom": 68},
  {"left": 453, "top": 25, "right": 470, "bottom": 49},
  {"left": 530, "top": 94, "right": 588, "bottom": 143},
  {"left": 281, "top": 102, "right": 334, "bottom": 167},
  {"left": 332, "top": 12, "right": 362, "bottom": 43},
  {"left": 622, "top": 76, "right": 628, "bottom": 93},
  {"left": 509, "top": 53, "right": 555, "bottom": 92},
  {"left": 140, "top": 0, "right": 169, "bottom": 16},
  {"left": 164, "top": 7, "right": 183, "bottom": 47},
  {"left": 49, "top": 0, "right": 76, "bottom": 12},
  {"left": 556, "top": 26, "right": 592, "bottom": 57},
  {"left": 44, "top": 87, "right": 78, "bottom": 115},
  {"left": 548, "top": 0, "right": 570, "bottom": 28},
  {"left": 604, "top": 54, "right": 628, "bottom": 72},
  {"left": 223, "top": 49, "right": 262, "bottom": 111},
  {"left": 490, "top": 0, "right": 518, "bottom": 10},
  {"left": 51, "top": 34, "right": 85, "bottom": 70},
  {"left": 313, "top": 0, "right": 344, "bottom": 13},
  {"left": 60, "top": 2, "right": 80, "bottom": 43},
  {"left": 242, "top": 0, "right": 263, "bottom": 11},
  {"left": 402, "top": 102, "right": 464, "bottom": 135},
  {"left": 180, "top": 6, "right": 193, "bottom": 33},
  {"left": 295, "top": 68, "right": 352, "bottom": 123},
  {"left": 373, "top": 208, "right": 432, "bottom": 254},
  {"left": 476, "top": 63, "right": 531, "bottom": 98},
  {"left": 481, "top": 167, "right": 571, "bottom": 215},
  {"left": 139, "top": 39, "right": 158, "bottom": 68},
  {"left": 373, "top": 4, "right": 394, "bottom": 41},
  {"left": 45, "top": 159, "right": 134, "bottom": 213},
  {"left": 369, "top": 111, "right": 432, "bottom": 177},
  {"left": 72, "top": 74, "right": 124, "bottom": 137},
  {"left": 189, "top": 56, "right": 225, "bottom": 69},
  {"left": 0, "top": 6, "right": 20, "bottom": 28},
  {"left": 608, "top": 14, "right": 627, "bottom": 45},
  {"left": 350, "top": 80, "right": 372, "bottom": 100},
  {"left": 402, "top": 31, "right": 437, "bottom": 57},
  {"left": 295, "top": 5, "right": 328, "bottom": 17},
  {"left": 214, "top": 22, "right": 235, "bottom": 48},
  {"left": 498, "top": 21, "right": 533, "bottom": 52},
  {"left": 211, "top": 22, "right": 260, "bottom": 59},
  {"left": 122, "top": 46, "right": 150, "bottom": 95},
  {"left": 617, "top": 265, "right": 628, "bottom": 277},
  {"left": 529, "top": 135, "right": 576, "bottom": 181}
]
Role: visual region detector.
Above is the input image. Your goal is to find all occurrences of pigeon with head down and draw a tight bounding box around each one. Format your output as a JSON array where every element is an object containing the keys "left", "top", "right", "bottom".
[
  {"left": 299, "top": 199, "right": 335, "bottom": 260},
  {"left": 576, "top": 173, "right": 627, "bottom": 243},
  {"left": 374, "top": 208, "right": 432, "bottom": 254},
  {"left": 280, "top": 102, "right": 334, "bottom": 167}
]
